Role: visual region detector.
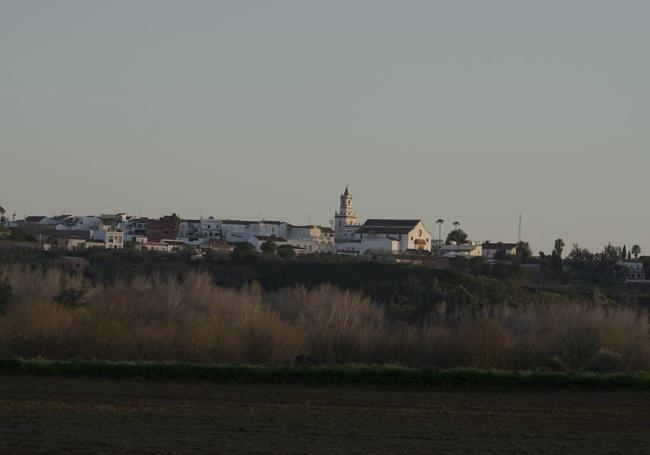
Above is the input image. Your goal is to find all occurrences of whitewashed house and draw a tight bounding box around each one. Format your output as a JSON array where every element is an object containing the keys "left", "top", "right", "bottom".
[
  {"left": 482, "top": 242, "right": 518, "bottom": 258},
  {"left": 200, "top": 217, "right": 222, "bottom": 239},
  {"left": 617, "top": 260, "right": 647, "bottom": 281},
  {"left": 286, "top": 225, "right": 336, "bottom": 253},
  {"left": 91, "top": 225, "right": 124, "bottom": 249},
  {"left": 438, "top": 242, "right": 483, "bottom": 257},
  {"left": 179, "top": 219, "right": 202, "bottom": 242}
]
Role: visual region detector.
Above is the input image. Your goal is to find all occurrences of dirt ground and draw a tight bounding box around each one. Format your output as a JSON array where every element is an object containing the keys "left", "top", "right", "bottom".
[{"left": 0, "top": 376, "right": 649, "bottom": 454}]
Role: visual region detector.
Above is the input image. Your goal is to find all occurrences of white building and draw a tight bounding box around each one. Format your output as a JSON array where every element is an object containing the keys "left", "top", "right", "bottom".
[
  {"left": 482, "top": 242, "right": 518, "bottom": 258},
  {"left": 617, "top": 260, "right": 647, "bottom": 281},
  {"left": 91, "top": 225, "right": 124, "bottom": 249},
  {"left": 285, "top": 225, "right": 336, "bottom": 253},
  {"left": 200, "top": 217, "right": 222, "bottom": 239},
  {"left": 438, "top": 242, "right": 483, "bottom": 257},
  {"left": 179, "top": 219, "right": 202, "bottom": 242},
  {"left": 221, "top": 219, "right": 288, "bottom": 243},
  {"left": 354, "top": 219, "right": 432, "bottom": 253}
]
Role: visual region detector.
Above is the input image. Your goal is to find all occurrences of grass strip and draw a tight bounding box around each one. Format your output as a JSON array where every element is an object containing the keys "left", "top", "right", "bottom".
[{"left": 1, "top": 358, "right": 650, "bottom": 390}]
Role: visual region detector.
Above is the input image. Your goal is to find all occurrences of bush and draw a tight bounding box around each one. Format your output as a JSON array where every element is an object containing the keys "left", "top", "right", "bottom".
[
  {"left": 55, "top": 288, "right": 88, "bottom": 306},
  {"left": 277, "top": 244, "right": 296, "bottom": 260},
  {"left": 261, "top": 240, "right": 277, "bottom": 256},
  {"left": 583, "top": 349, "right": 625, "bottom": 373},
  {"left": 0, "top": 264, "right": 649, "bottom": 372},
  {"left": 461, "top": 319, "right": 513, "bottom": 369}
]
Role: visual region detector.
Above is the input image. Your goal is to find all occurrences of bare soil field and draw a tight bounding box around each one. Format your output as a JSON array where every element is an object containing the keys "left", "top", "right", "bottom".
[{"left": 0, "top": 376, "right": 649, "bottom": 454}]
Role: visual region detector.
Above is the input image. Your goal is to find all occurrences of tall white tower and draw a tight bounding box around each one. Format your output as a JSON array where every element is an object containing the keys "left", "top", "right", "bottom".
[{"left": 334, "top": 186, "right": 358, "bottom": 241}]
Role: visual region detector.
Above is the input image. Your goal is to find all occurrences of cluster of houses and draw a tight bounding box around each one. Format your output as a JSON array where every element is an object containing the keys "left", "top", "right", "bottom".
[
  {"left": 5, "top": 188, "right": 518, "bottom": 260},
  {"left": 4, "top": 187, "right": 645, "bottom": 280}
]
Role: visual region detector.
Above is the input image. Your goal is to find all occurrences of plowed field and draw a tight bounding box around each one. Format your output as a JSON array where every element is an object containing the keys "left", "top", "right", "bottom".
[{"left": 1, "top": 376, "right": 648, "bottom": 454}]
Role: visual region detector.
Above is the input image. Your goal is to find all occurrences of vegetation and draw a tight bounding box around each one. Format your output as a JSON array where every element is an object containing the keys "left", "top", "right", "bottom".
[
  {"left": 230, "top": 242, "right": 257, "bottom": 261},
  {"left": 446, "top": 228, "right": 468, "bottom": 245},
  {"left": 0, "top": 265, "right": 648, "bottom": 372},
  {"left": 261, "top": 240, "right": 277, "bottom": 255},
  {"left": 2, "top": 358, "right": 650, "bottom": 390},
  {"left": 277, "top": 244, "right": 296, "bottom": 260}
]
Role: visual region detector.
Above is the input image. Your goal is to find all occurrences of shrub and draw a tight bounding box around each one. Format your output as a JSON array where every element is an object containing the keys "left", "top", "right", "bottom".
[
  {"left": 461, "top": 319, "right": 513, "bottom": 369},
  {"left": 0, "top": 264, "right": 648, "bottom": 372},
  {"left": 583, "top": 349, "right": 625, "bottom": 373}
]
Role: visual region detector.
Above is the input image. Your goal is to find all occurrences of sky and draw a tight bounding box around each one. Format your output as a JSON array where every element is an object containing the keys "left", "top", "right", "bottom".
[{"left": 1, "top": 1, "right": 648, "bottom": 254}]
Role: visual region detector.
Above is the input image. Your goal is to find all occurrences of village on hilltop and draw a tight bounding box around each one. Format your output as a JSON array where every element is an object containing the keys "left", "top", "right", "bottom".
[{"left": 0, "top": 188, "right": 645, "bottom": 281}]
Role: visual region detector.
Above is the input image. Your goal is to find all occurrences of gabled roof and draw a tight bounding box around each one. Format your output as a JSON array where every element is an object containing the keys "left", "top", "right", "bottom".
[
  {"left": 357, "top": 219, "right": 422, "bottom": 235},
  {"left": 483, "top": 242, "right": 518, "bottom": 250},
  {"left": 24, "top": 216, "right": 46, "bottom": 223},
  {"left": 362, "top": 219, "right": 421, "bottom": 228},
  {"left": 356, "top": 226, "right": 414, "bottom": 235}
]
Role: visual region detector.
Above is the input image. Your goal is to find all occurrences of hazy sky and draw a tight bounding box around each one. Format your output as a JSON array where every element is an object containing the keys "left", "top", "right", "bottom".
[{"left": 1, "top": 1, "right": 648, "bottom": 253}]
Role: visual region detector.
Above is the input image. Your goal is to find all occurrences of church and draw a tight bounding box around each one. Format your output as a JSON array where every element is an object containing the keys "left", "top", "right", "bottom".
[{"left": 334, "top": 187, "right": 432, "bottom": 255}]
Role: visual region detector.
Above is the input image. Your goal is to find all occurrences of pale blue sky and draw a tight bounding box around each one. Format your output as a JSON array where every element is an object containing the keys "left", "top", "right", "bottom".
[{"left": 1, "top": 1, "right": 648, "bottom": 253}]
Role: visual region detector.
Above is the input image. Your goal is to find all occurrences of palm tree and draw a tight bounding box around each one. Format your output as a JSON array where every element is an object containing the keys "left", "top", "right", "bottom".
[
  {"left": 632, "top": 244, "right": 642, "bottom": 259},
  {"left": 452, "top": 221, "right": 460, "bottom": 231},
  {"left": 435, "top": 218, "right": 444, "bottom": 245}
]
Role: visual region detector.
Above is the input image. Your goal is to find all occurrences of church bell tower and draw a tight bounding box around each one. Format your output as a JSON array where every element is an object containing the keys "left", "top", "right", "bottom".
[{"left": 334, "top": 186, "right": 358, "bottom": 241}]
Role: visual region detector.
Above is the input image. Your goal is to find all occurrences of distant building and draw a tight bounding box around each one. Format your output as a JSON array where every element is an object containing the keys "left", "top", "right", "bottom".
[
  {"left": 334, "top": 187, "right": 359, "bottom": 242},
  {"left": 91, "top": 225, "right": 124, "bottom": 249},
  {"left": 354, "top": 219, "right": 432, "bottom": 253},
  {"left": 145, "top": 215, "right": 180, "bottom": 242},
  {"left": 617, "top": 260, "right": 647, "bottom": 281},
  {"left": 200, "top": 217, "right": 222, "bottom": 239},
  {"left": 482, "top": 242, "right": 518, "bottom": 259},
  {"left": 179, "top": 219, "right": 201, "bottom": 242},
  {"left": 438, "top": 242, "right": 483, "bottom": 257}
]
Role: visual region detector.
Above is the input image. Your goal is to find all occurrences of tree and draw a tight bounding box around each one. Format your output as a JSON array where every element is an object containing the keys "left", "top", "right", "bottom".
[
  {"left": 277, "top": 244, "right": 296, "bottom": 260},
  {"left": 494, "top": 249, "right": 509, "bottom": 261},
  {"left": 554, "top": 239, "right": 565, "bottom": 258},
  {"left": 261, "top": 240, "right": 277, "bottom": 255},
  {"left": 469, "top": 256, "right": 489, "bottom": 275},
  {"left": 230, "top": 242, "right": 257, "bottom": 261},
  {"left": 601, "top": 243, "right": 620, "bottom": 262},
  {"left": 450, "top": 255, "right": 469, "bottom": 271},
  {"left": 516, "top": 241, "right": 532, "bottom": 263},
  {"left": 446, "top": 229, "right": 468, "bottom": 245},
  {"left": 622, "top": 245, "right": 627, "bottom": 261},
  {"left": 0, "top": 206, "right": 5, "bottom": 223},
  {"left": 632, "top": 244, "right": 642, "bottom": 259}
]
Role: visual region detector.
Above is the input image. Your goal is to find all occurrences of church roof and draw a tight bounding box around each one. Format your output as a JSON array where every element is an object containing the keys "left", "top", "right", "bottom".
[
  {"left": 343, "top": 186, "right": 350, "bottom": 196},
  {"left": 356, "top": 226, "right": 414, "bottom": 235},
  {"left": 362, "top": 219, "right": 421, "bottom": 228}
]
